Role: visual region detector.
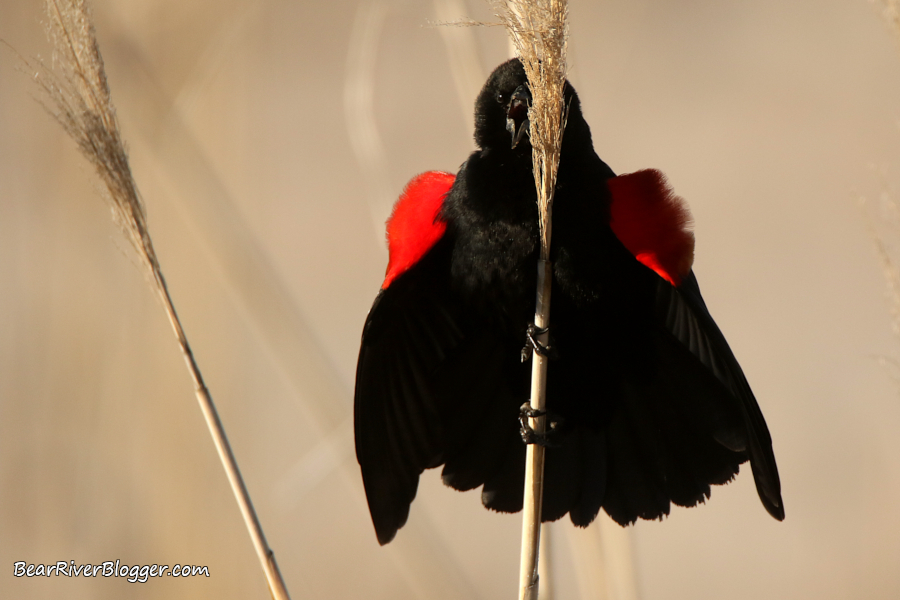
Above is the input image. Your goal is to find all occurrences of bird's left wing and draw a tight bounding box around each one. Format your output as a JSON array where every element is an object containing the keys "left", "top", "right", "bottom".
[
  {"left": 607, "top": 169, "right": 694, "bottom": 287},
  {"left": 656, "top": 272, "right": 784, "bottom": 520},
  {"left": 605, "top": 168, "right": 783, "bottom": 522}
]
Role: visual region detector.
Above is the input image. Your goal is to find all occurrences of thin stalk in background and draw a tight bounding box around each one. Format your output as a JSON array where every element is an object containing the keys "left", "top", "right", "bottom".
[
  {"left": 27, "top": 1, "right": 291, "bottom": 598},
  {"left": 872, "top": 1, "right": 900, "bottom": 357},
  {"left": 493, "top": 1, "right": 569, "bottom": 599}
]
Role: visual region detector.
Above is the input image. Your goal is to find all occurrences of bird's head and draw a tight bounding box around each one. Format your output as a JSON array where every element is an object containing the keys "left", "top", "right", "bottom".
[{"left": 473, "top": 58, "right": 587, "bottom": 154}]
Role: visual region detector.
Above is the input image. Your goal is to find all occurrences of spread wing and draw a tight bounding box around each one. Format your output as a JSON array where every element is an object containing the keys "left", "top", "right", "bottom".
[
  {"left": 598, "top": 272, "right": 784, "bottom": 525},
  {"left": 354, "top": 171, "right": 528, "bottom": 544},
  {"left": 656, "top": 272, "right": 784, "bottom": 519},
  {"left": 355, "top": 237, "right": 528, "bottom": 544},
  {"left": 355, "top": 172, "right": 458, "bottom": 545},
  {"left": 601, "top": 169, "right": 783, "bottom": 524},
  {"left": 354, "top": 239, "right": 464, "bottom": 545}
]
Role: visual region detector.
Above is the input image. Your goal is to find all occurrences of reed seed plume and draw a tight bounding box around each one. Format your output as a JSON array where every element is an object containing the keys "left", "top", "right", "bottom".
[
  {"left": 493, "top": 0, "right": 568, "bottom": 257},
  {"left": 28, "top": 2, "right": 292, "bottom": 599},
  {"left": 36, "top": 0, "right": 155, "bottom": 274}
]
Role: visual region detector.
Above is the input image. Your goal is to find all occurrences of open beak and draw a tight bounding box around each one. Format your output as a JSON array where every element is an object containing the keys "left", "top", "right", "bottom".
[{"left": 506, "top": 84, "right": 531, "bottom": 149}]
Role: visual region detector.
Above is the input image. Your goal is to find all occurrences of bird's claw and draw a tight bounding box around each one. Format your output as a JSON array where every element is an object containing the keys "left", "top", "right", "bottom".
[
  {"left": 520, "top": 323, "right": 556, "bottom": 362},
  {"left": 519, "top": 402, "right": 564, "bottom": 447}
]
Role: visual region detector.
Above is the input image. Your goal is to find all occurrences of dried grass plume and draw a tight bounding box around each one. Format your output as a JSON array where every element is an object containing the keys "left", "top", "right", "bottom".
[
  {"left": 493, "top": 0, "right": 569, "bottom": 257},
  {"left": 36, "top": 0, "right": 155, "bottom": 273}
]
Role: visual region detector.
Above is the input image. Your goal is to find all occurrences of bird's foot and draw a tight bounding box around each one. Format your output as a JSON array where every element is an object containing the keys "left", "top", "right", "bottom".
[
  {"left": 520, "top": 324, "right": 558, "bottom": 362},
  {"left": 519, "top": 402, "right": 565, "bottom": 447}
]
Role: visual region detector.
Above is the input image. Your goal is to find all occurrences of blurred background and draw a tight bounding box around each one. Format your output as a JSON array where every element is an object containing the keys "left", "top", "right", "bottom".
[{"left": 3, "top": 0, "right": 900, "bottom": 598}]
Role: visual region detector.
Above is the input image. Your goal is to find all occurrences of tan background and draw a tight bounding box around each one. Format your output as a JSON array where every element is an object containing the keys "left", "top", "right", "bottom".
[{"left": 2, "top": 0, "right": 900, "bottom": 598}]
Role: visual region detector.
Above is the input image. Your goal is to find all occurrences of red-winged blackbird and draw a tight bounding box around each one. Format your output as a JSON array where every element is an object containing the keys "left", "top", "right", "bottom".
[{"left": 355, "top": 58, "right": 783, "bottom": 545}]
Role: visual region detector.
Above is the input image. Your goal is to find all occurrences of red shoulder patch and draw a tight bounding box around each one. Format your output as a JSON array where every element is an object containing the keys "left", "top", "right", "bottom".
[
  {"left": 383, "top": 171, "right": 455, "bottom": 289},
  {"left": 607, "top": 169, "right": 695, "bottom": 287}
]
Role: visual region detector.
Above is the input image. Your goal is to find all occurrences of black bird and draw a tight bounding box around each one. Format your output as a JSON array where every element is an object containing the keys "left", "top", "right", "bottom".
[{"left": 354, "top": 58, "right": 783, "bottom": 545}]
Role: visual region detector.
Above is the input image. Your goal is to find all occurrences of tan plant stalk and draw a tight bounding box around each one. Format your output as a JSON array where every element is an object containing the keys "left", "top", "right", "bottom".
[
  {"left": 862, "top": 191, "right": 900, "bottom": 382},
  {"left": 492, "top": 1, "right": 569, "bottom": 599},
  {"left": 28, "top": 1, "right": 291, "bottom": 598},
  {"left": 874, "top": 0, "right": 900, "bottom": 35},
  {"left": 873, "top": 0, "right": 900, "bottom": 350}
]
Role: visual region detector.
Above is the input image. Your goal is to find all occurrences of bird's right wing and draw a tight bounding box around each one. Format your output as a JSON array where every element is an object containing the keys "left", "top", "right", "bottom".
[
  {"left": 355, "top": 240, "right": 531, "bottom": 544},
  {"left": 354, "top": 241, "right": 466, "bottom": 545},
  {"left": 355, "top": 170, "right": 528, "bottom": 544},
  {"left": 354, "top": 171, "right": 462, "bottom": 545}
]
